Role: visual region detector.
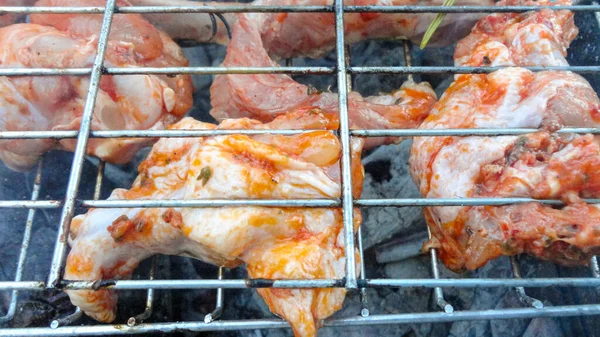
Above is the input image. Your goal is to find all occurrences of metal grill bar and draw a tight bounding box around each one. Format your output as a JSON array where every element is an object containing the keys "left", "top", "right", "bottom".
[
  {"left": 0, "top": 5, "right": 332, "bottom": 14},
  {"left": 427, "top": 226, "right": 454, "bottom": 314},
  {"left": 204, "top": 266, "right": 225, "bottom": 324},
  {"left": 2, "top": 304, "right": 600, "bottom": 337},
  {"left": 357, "top": 227, "right": 370, "bottom": 317},
  {"left": 51, "top": 161, "right": 106, "bottom": 329},
  {"left": 4, "top": 127, "right": 600, "bottom": 140},
  {"left": 345, "top": 5, "right": 600, "bottom": 12},
  {"left": 47, "top": 0, "right": 118, "bottom": 289},
  {"left": 0, "top": 200, "right": 61, "bottom": 208},
  {"left": 2, "top": 65, "right": 600, "bottom": 77},
  {"left": 6, "top": 277, "right": 600, "bottom": 291},
  {"left": 0, "top": 67, "right": 334, "bottom": 76},
  {"left": 0, "top": 129, "right": 334, "bottom": 139},
  {"left": 334, "top": 0, "right": 358, "bottom": 290},
  {"left": 106, "top": 66, "right": 335, "bottom": 75},
  {"left": 1, "top": 4, "right": 600, "bottom": 14},
  {"left": 50, "top": 308, "right": 82, "bottom": 330},
  {"left": 127, "top": 257, "right": 157, "bottom": 327},
  {"left": 1, "top": 197, "right": 600, "bottom": 210},
  {"left": 355, "top": 197, "right": 600, "bottom": 206},
  {"left": 349, "top": 65, "right": 600, "bottom": 74},
  {"left": 351, "top": 127, "right": 600, "bottom": 136},
  {"left": 510, "top": 256, "right": 544, "bottom": 309},
  {"left": 346, "top": 43, "right": 370, "bottom": 317},
  {"left": 0, "top": 161, "right": 42, "bottom": 323},
  {"left": 592, "top": 256, "right": 600, "bottom": 278},
  {"left": 82, "top": 199, "right": 339, "bottom": 208},
  {"left": 404, "top": 39, "right": 454, "bottom": 315}
]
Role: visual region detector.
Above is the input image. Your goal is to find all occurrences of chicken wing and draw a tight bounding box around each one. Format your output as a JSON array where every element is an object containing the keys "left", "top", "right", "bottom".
[
  {"left": 410, "top": 0, "right": 600, "bottom": 271},
  {"left": 210, "top": 10, "right": 437, "bottom": 149},
  {"left": 131, "top": 0, "right": 495, "bottom": 58},
  {"left": 0, "top": 1, "right": 192, "bottom": 171},
  {"left": 0, "top": 0, "right": 498, "bottom": 59},
  {"left": 65, "top": 109, "right": 364, "bottom": 337},
  {"left": 30, "top": 0, "right": 193, "bottom": 116}
]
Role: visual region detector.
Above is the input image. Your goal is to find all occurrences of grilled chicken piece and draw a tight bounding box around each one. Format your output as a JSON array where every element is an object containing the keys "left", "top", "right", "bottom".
[
  {"left": 249, "top": 0, "right": 497, "bottom": 59},
  {"left": 410, "top": 0, "right": 600, "bottom": 271},
  {"left": 31, "top": 0, "right": 193, "bottom": 115},
  {"left": 210, "top": 10, "right": 437, "bottom": 148},
  {"left": 127, "top": 0, "right": 235, "bottom": 46},
  {"left": 131, "top": 0, "right": 495, "bottom": 58},
  {"left": 65, "top": 110, "right": 364, "bottom": 337},
  {"left": 1, "top": 0, "right": 494, "bottom": 56},
  {"left": 0, "top": 1, "right": 192, "bottom": 171}
]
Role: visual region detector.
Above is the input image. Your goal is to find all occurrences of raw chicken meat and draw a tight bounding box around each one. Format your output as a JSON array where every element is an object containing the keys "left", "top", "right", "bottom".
[
  {"left": 210, "top": 10, "right": 437, "bottom": 148},
  {"left": 0, "top": 0, "right": 193, "bottom": 171},
  {"left": 453, "top": 0, "right": 578, "bottom": 68},
  {"left": 0, "top": 0, "right": 496, "bottom": 58},
  {"left": 64, "top": 109, "right": 364, "bottom": 337},
  {"left": 254, "top": 0, "right": 497, "bottom": 59},
  {"left": 30, "top": 0, "right": 193, "bottom": 115},
  {"left": 410, "top": 0, "right": 600, "bottom": 271},
  {"left": 130, "top": 0, "right": 496, "bottom": 58},
  {"left": 0, "top": 0, "right": 234, "bottom": 46},
  {"left": 127, "top": 0, "right": 235, "bottom": 46}
]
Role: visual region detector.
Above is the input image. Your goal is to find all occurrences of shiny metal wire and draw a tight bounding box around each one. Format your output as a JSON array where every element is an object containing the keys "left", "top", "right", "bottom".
[{"left": 0, "top": 0, "right": 599, "bottom": 335}]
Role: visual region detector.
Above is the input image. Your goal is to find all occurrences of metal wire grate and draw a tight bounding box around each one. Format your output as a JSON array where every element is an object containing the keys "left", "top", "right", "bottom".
[{"left": 1, "top": 1, "right": 600, "bottom": 336}]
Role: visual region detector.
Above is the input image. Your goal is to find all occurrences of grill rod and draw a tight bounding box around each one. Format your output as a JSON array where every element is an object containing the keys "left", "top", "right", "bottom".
[
  {"left": 403, "top": 39, "right": 454, "bottom": 315},
  {"left": 1, "top": 4, "right": 599, "bottom": 14},
  {"left": 334, "top": 0, "right": 358, "bottom": 290},
  {"left": 51, "top": 161, "right": 105, "bottom": 328},
  {"left": 344, "top": 44, "right": 370, "bottom": 318},
  {"left": 4, "top": 127, "right": 600, "bottom": 141},
  {"left": 46, "top": 0, "right": 118, "bottom": 289},
  {"left": 127, "top": 257, "right": 157, "bottom": 327},
  {"left": 5, "top": 277, "right": 600, "bottom": 292},
  {"left": 1, "top": 65, "right": 600, "bottom": 77},
  {"left": 510, "top": 256, "right": 544, "bottom": 309},
  {"left": 2, "top": 197, "right": 600, "bottom": 209},
  {"left": 0, "top": 161, "right": 42, "bottom": 323},
  {"left": 2, "top": 304, "right": 600, "bottom": 337},
  {"left": 204, "top": 266, "right": 225, "bottom": 324}
]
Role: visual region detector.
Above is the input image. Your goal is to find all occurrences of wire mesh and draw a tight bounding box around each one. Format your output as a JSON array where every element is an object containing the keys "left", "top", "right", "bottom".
[{"left": 0, "top": 0, "right": 599, "bottom": 336}]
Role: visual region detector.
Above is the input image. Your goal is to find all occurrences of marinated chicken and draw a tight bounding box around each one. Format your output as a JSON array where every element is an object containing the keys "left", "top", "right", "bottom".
[
  {"left": 410, "top": 0, "right": 600, "bottom": 271},
  {"left": 0, "top": 0, "right": 496, "bottom": 59},
  {"left": 0, "top": 0, "right": 193, "bottom": 171},
  {"left": 210, "top": 10, "right": 437, "bottom": 148},
  {"left": 65, "top": 110, "right": 364, "bottom": 337},
  {"left": 130, "top": 0, "right": 496, "bottom": 58}
]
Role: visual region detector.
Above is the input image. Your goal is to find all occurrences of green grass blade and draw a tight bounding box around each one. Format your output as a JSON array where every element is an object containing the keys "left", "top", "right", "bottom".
[{"left": 420, "top": 0, "right": 456, "bottom": 50}]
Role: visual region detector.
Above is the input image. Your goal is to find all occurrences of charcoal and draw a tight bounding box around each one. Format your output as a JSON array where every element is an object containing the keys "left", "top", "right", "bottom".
[
  {"left": 375, "top": 231, "right": 429, "bottom": 264},
  {"left": 361, "top": 141, "right": 427, "bottom": 249},
  {"left": 522, "top": 317, "right": 564, "bottom": 337}
]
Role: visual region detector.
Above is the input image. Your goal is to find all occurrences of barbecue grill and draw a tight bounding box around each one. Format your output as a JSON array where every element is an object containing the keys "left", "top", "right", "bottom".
[{"left": 0, "top": 1, "right": 600, "bottom": 336}]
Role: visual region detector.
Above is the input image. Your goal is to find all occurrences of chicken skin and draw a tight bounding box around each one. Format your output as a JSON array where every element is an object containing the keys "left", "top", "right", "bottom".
[
  {"left": 210, "top": 9, "right": 437, "bottom": 149},
  {"left": 410, "top": 0, "right": 600, "bottom": 271},
  {"left": 0, "top": 0, "right": 193, "bottom": 171},
  {"left": 133, "top": 0, "right": 496, "bottom": 58},
  {"left": 65, "top": 110, "right": 364, "bottom": 337}
]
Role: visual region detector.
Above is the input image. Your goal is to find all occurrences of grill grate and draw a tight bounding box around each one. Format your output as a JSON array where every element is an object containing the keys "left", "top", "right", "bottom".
[{"left": 1, "top": 1, "right": 600, "bottom": 336}]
